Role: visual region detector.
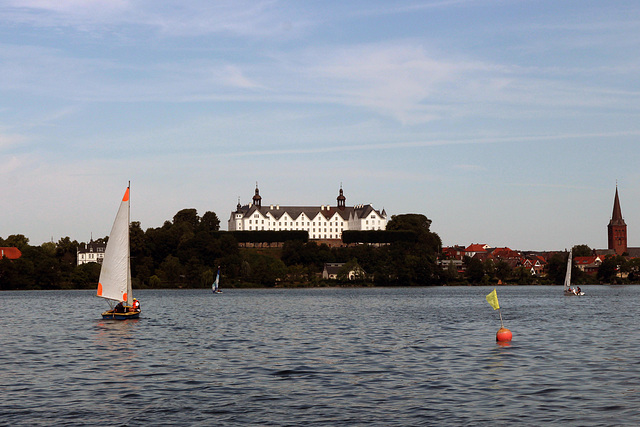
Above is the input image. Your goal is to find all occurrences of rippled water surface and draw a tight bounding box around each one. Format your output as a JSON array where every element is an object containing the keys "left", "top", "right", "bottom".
[{"left": 2, "top": 286, "right": 640, "bottom": 425}]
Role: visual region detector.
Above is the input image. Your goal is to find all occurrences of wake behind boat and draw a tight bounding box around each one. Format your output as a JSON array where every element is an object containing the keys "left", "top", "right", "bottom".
[
  {"left": 563, "top": 249, "right": 585, "bottom": 296},
  {"left": 97, "top": 184, "right": 141, "bottom": 319}
]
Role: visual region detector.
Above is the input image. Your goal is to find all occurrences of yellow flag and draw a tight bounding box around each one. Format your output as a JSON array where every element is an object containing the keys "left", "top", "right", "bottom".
[{"left": 486, "top": 288, "right": 500, "bottom": 310}]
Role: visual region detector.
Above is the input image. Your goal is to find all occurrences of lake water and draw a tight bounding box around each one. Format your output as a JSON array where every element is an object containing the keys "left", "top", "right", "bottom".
[{"left": 2, "top": 285, "right": 640, "bottom": 426}]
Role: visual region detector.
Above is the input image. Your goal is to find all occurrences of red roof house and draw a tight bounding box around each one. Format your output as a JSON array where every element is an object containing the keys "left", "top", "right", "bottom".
[
  {"left": 574, "top": 255, "right": 603, "bottom": 274},
  {"left": 0, "top": 247, "right": 22, "bottom": 260}
]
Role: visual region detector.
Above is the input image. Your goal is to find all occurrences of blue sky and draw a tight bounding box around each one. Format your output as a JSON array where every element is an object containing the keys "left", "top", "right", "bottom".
[{"left": 2, "top": 0, "right": 640, "bottom": 251}]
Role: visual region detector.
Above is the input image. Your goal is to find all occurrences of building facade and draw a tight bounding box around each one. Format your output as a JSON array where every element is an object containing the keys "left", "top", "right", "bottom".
[
  {"left": 608, "top": 186, "right": 628, "bottom": 255},
  {"left": 228, "top": 186, "right": 387, "bottom": 240},
  {"left": 77, "top": 239, "right": 107, "bottom": 265}
]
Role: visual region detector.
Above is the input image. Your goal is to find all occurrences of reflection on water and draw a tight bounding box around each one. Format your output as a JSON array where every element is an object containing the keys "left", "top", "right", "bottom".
[{"left": 2, "top": 286, "right": 640, "bottom": 425}]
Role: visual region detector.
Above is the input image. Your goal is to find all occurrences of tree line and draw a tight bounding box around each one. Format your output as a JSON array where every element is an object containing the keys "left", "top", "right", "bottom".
[
  {"left": 1, "top": 210, "right": 635, "bottom": 290},
  {"left": 0, "top": 210, "right": 443, "bottom": 290}
]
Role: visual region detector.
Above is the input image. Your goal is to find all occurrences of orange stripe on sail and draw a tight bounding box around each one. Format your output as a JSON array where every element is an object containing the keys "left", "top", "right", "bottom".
[
  {"left": 97, "top": 283, "right": 103, "bottom": 296},
  {"left": 122, "top": 292, "right": 128, "bottom": 302},
  {"left": 122, "top": 187, "right": 130, "bottom": 202}
]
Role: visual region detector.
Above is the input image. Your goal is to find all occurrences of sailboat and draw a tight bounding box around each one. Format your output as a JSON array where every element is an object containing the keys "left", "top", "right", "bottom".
[
  {"left": 563, "top": 249, "right": 585, "bottom": 296},
  {"left": 97, "top": 184, "right": 141, "bottom": 319},
  {"left": 212, "top": 266, "right": 222, "bottom": 294}
]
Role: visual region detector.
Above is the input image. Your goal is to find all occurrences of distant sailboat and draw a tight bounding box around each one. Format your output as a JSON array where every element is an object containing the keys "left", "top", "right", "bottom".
[
  {"left": 212, "top": 266, "right": 222, "bottom": 294},
  {"left": 97, "top": 184, "right": 141, "bottom": 319},
  {"left": 563, "top": 249, "right": 585, "bottom": 296}
]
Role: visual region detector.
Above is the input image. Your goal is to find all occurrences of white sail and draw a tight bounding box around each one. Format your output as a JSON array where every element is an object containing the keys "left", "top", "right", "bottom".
[
  {"left": 212, "top": 267, "right": 220, "bottom": 293},
  {"left": 563, "top": 249, "right": 572, "bottom": 292},
  {"left": 97, "top": 186, "right": 132, "bottom": 304}
]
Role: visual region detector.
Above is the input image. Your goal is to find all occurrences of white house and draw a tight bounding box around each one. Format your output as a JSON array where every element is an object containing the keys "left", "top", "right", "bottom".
[
  {"left": 77, "top": 240, "right": 106, "bottom": 265},
  {"left": 228, "top": 186, "right": 387, "bottom": 240},
  {"left": 322, "top": 262, "right": 366, "bottom": 280}
]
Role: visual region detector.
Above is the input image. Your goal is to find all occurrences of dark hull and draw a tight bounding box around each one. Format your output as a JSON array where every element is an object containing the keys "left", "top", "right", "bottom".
[{"left": 101, "top": 310, "right": 140, "bottom": 320}]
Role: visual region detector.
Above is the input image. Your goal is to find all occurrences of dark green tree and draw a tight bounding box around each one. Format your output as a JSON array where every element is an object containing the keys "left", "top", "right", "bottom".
[
  {"left": 598, "top": 255, "right": 624, "bottom": 283},
  {"left": 572, "top": 244, "right": 593, "bottom": 257},
  {"left": 465, "top": 257, "right": 485, "bottom": 283},
  {"left": 3, "top": 234, "right": 30, "bottom": 251},
  {"left": 546, "top": 253, "right": 567, "bottom": 285},
  {"left": 495, "top": 260, "right": 512, "bottom": 282},
  {"left": 199, "top": 211, "right": 220, "bottom": 233}
]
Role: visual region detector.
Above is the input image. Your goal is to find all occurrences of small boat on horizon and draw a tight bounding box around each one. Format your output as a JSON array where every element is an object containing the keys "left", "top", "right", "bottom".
[
  {"left": 564, "top": 249, "right": 585, "bottom": 296},
  {"left": 212, "top": 266, "right": 222, "bottom": 294}
]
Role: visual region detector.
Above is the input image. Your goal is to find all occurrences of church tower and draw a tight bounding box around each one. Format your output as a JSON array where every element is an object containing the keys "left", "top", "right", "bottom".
[{"left": 608, "top": 186, "right": 627, "bottom": 255}]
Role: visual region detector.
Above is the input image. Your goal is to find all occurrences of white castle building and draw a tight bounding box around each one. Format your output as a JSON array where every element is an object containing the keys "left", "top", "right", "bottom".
[{"left": 228, "top": 186, "right": 387, "bottom": 240}]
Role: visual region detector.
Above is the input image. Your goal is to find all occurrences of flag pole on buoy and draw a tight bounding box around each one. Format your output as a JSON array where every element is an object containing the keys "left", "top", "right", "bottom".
[{"left": 486, "top": 288, "right": 512, "bottom": 342}]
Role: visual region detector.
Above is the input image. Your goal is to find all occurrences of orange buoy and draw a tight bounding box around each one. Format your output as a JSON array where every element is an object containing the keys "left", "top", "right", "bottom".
[{"left": 496, "top": 327, "right": 512, "bottom": 342}]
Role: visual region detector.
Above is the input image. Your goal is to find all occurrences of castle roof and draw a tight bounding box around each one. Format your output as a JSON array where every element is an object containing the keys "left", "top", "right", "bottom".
[
  {"left": 232, "top": 185, "right": 386, "bottom": 222},
  {"left": 236, "top": 204, "right": 385, "bottom": 222}
]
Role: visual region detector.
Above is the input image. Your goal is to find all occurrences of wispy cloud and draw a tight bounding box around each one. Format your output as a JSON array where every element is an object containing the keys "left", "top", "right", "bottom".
[
  {"left": 218, "top": 130, "right": 640, "bottom": 158},
  {"left": 1, "top": 0, "right": 299, "bottom": 38}
]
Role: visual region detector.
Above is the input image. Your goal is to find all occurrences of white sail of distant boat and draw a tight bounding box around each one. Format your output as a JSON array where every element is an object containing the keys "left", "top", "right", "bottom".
[
  {"left": 212, "top": 266, "right": 222, "bottom": 294},
  {"left": 97, "top": 185, "right": 140, "bottom": 319},
  {"left": 563, "top": 249, "right": 584, "bottom": 296}
]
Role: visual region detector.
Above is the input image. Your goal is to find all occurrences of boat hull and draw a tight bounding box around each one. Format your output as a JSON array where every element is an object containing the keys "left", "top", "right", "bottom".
[
  {"left": 564, "top": 291, "right": 585, "bottom": 296},
  {"left": 101, "top": 310, "right": 140, "bottom": 320}
]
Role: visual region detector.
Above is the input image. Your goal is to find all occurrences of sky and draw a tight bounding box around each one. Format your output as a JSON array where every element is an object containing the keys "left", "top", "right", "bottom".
[{"left": 2, "top": 0, "right": 640, "bottom": 251}]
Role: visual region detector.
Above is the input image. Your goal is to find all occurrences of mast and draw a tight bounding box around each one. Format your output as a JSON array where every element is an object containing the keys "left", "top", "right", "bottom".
[{"left": 126, "top": 181, "right": 132, "bottom": 305}]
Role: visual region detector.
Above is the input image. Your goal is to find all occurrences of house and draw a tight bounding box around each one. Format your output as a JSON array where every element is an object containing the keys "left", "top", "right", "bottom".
[
  {"left": 465, "top": 244, "right": 490, "bottom": 258},
  {"left": 488, "top": 247, "right": 525, "bottom": 268},
  {"left": 442, "top": 245, "right": 466, "bottom": 260},
  {"left": 439, "top": 259, "right": 464, "bottom": 273},
  {"left": 322, "top": 262, "right": 366, "bottom": 280},
  {"left": 228, "top": 185, "right": 387, "bottom": 241},
  {"left": 522, "top": 256, "right": 546, "bottom": 276},
  {"left": 77, "top": 240, "right": 107, "bottom": 266},
  {"left": 574, "top": 255, "right": 603, "bottom": 274},
  {"left": 0, "top": 247, "right": 21, "bottom": 260}
]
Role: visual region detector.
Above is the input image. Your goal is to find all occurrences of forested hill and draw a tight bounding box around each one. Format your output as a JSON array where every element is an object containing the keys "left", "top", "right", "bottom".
[{"left": 0, "top": 210, "right": 446, "bottom": 290}]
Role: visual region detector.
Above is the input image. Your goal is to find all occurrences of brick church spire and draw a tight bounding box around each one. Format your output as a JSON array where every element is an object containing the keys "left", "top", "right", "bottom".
[{"left": 608, "top": 185, "right": 627, "bottom": 255}]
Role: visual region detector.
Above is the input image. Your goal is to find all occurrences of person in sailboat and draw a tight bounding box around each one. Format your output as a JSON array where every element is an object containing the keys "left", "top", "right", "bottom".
[
  {"left": 576, "top": 287, "right": 581, "bottom": 295},
  {"left": 132, "top": 298, "right": 141, "bottom": 312},
  {"left": 114, "top": 301, "right": 125, "bottom": 313}
]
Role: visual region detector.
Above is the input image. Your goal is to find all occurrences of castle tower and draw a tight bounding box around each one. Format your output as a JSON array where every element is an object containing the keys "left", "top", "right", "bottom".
[
  {"left": 337, "top": 185, "right": 346, "bottom": 210},
  {"left": 252, "top": 183, "right": 262, "bottom": 208},
  {"left": 608, "top": 186, "right": 627, "bottom": 255}
]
